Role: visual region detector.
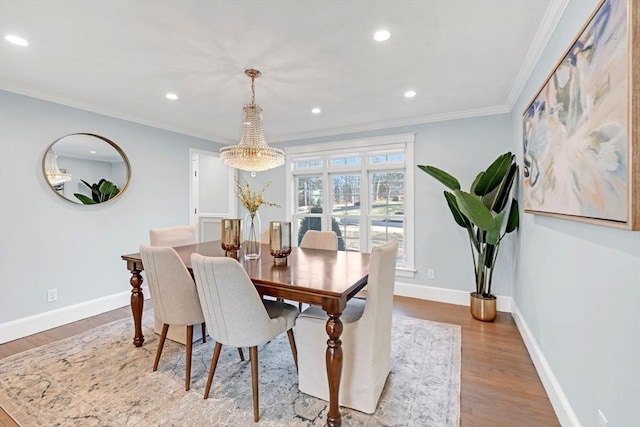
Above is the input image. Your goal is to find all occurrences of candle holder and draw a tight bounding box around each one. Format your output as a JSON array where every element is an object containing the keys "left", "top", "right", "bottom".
[
  {"left": 269, "top": 221, "right": 292, "bottom": 265},
  {"left": 221, "top": 218, "right": 242, "bottom": 259}
]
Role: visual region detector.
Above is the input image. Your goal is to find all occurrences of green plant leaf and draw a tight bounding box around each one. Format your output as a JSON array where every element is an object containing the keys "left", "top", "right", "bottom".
[
  {"left": 418, "top": 165, "right": 460, "bottom": 190},
  {"left": 486, "top": 210, "right": 505, "bottom": 245},
  {"left": 443, "top": 191, "right": 469, "bottom": 228},
  {"left": 505, "top": 198, "right": 519, "bottom": 233},
  {"left": 470, "top": 172, "right": 484, "bottom": 195},
  {"left": 492, "top": 163, "right": 517, "bottom": 212},
  {"left": 473, "top": 152, "right": 513, "bottom": 196},
  {"left": 453, "top": 190, "right": 495, "bottom": 231},
  {"left": 74, "top": 193, "right": 96, "bottom": 204}
]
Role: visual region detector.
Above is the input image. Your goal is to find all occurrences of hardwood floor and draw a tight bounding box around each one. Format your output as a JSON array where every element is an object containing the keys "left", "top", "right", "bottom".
[{"left": 0, "top": 296, "right": 559, "bottom": 426}]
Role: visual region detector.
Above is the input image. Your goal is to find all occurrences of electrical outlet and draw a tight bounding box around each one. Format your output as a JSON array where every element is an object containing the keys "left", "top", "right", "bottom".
[
  {"left": 47, "top": 288, "right": 57, "bottom": 303},
  {"left": 597, "top": 409, "right": 608, "bottom": 427},
  {"left": 427, "top": 269, "right": 435, "bottom": 279}
]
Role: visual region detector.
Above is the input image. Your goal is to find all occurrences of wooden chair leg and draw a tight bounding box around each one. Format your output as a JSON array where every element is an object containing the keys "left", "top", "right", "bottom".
[
  {"left": 201, "top": 322, "right": 206, "bottom": 343},
  {"left": 238, "top": 348, "right": 245, "bottom": 361},
  {"left": 185, "top": 325, "right": 194, "bottom": 391},
  {"left": 204, "top": 342, "right": 222, "bottom": 399},
  {"left": 286, "top": 329, "right": 298, "bottom": 372},
  {"left": 250, "top": 346, "right": 259, "bottom": 422},
  {"left": 153, "top": 323, "right": 169, "bottom": 371}
]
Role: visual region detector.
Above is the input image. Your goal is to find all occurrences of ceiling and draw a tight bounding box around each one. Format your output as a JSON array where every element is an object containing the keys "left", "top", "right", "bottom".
[{"left": 0, "top": 0, "right": 563, "bottom": 145}]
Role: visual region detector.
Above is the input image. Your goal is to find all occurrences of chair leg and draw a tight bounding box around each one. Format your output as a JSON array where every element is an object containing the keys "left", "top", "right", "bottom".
[
  {"left": 204, "top": 342, "right": 222, "bottom": 399},
  {"left": 153, "top": 323, "right": 169, "bottom": 371},
  {"left": 185, "top": 325, "right": 194, "bottom": 391},
  {"left": 286, "top": 329, "right": 298, "bottom": 372},
  {"left": 201, "top": 322, "right": 206, "bottom": 343},
  {"left": 250, "top": 346, "right": 259, "bottom": 422},
  {"left": 238, "top": 348, "right": 245, "bottom": 361}
]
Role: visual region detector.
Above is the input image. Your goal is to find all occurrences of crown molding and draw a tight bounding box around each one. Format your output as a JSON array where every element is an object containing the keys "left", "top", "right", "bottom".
[
  {"left": 269, "top": 105, "right": 510, "bottom": 144},
  {"left": 505, "top": 0, "right": 570, "bottom": 111},
  {"left": 0, "top": 86, "right": 235, "bottom": 145}
]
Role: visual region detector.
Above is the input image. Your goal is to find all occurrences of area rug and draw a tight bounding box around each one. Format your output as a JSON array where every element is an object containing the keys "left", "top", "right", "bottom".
[{"left": 0, "top": 310, "right": 460, "bottom": 426}]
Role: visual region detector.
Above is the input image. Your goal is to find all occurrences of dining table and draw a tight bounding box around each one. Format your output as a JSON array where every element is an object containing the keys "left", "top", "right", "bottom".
[{"left": 121, "top": 240, "right": 370, "bottom": 427}]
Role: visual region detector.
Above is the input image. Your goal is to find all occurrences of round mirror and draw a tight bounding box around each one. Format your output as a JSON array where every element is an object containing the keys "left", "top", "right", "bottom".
[{"left": 42, "top": 133, "right": 131, "bottom": 204}]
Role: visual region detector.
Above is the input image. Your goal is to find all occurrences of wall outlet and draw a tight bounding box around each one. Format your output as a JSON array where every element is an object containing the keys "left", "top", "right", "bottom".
[
  {"left": 427, "top": 269, "right": 435, "bottom": 279},
  {"left": 597, "top": 409, "right": 608, "bottom": 427},
  {"left": 47, "top": 288, "right": 58, "bottom": 303}
]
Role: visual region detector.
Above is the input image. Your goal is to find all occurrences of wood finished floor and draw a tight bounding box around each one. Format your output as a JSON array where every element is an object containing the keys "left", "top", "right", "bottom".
[{"left": 0, "top": 296, "right": 559, "bottom": 426}]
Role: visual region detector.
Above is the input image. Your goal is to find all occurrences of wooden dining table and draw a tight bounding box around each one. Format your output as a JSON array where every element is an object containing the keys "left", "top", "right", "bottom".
[{"left": 121, "top": 240, "right": 370, "bottom": 427}]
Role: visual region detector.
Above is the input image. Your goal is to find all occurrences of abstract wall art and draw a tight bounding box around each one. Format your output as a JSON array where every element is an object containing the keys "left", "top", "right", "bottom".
[{"left": 522, "top": 0, "right": 639, "bottom": 230}]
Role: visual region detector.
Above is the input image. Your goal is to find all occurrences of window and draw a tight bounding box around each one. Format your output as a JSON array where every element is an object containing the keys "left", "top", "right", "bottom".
[{"left": 286, "top": 133, "right": 415, "bottom": 275}]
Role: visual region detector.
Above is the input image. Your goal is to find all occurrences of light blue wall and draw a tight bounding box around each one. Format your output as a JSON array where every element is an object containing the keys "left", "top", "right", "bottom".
[
  {"left": 0, "top": 90, "right": 223, "bottom": 323},
  {"left": 510, "top": 1, "right": 640, "bottom": 426}
]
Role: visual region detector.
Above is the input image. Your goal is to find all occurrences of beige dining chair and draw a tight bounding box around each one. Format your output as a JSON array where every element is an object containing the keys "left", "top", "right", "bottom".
[
  {"left": 148, "top": 225, "right": 206, "bottom": 344},
  {"left": 149, "top": 224, "right": 198, "bottom": 247},
  {"left": 299, "top": 230, "right": 338, "bottom": 250},
  {"left": 139, "top": 244, "right": 206, "bottom": 391},
  {"left": 295, "top": 240, "right": 398, "bottom": 414},
  {"left": 191, "top": 253, "right": 299, "bottom": 422}
]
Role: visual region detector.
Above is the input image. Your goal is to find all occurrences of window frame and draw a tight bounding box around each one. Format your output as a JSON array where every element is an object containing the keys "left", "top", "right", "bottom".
[{"left": 285, "top": 133, "right": 415, "bottom": 277}]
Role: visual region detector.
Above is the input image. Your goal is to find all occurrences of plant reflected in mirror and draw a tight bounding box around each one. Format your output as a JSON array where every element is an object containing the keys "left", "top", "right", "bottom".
[{"left": 42, "top": 133, "right": 130, "bottom": 205}]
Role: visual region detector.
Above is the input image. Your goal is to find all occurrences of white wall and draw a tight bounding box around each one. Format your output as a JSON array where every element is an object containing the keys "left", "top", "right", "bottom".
[
  {"left": 510, "top": 1, "right": 640, "bottom": 426},
  {"left": 0, "top": 90, "right": 224, "bottom": 327}
]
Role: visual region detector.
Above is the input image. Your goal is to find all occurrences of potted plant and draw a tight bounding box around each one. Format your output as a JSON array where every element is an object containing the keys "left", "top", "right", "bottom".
[
  {"left": 418, "top": 152, "right": 519, "bottom": 321},
  {"left": 74, "top": 178, "right": 120, "bottom": 204}
]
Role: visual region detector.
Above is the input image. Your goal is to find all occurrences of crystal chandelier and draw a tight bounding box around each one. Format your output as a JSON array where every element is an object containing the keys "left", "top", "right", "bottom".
[
  {"left": 220, "top": 69, "right": 285, "bottom": 173},
  {"left": 44, "top": 148, "right": 72, "bottom": 185}
]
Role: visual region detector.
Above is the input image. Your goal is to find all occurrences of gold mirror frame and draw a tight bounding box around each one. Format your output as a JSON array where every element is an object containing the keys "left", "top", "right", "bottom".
[{"left": 42, "top": 133, "right": 131, "bottom": 205}]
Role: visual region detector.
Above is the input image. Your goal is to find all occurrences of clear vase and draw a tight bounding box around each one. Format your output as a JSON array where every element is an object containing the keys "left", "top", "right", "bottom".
[{"left": 243, "top": 211, "right": 261, "bottom": 259}]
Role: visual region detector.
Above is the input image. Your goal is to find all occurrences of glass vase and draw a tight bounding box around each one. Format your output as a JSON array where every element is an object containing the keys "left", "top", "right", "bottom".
[{"left": 243, "top": 211, "right": 261, "bottom": 260}]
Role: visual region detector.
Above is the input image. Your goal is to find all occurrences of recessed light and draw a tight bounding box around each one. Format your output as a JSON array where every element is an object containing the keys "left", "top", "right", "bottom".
[
  {"left": 311, "top": 107, "right": 321, "bottom": 114},
  {"left": 5, "top": 35, "right": 29, "bottom": 46},
  {"left": 404, "top": 90, "right": 416, "bottom": 98},
  {"left": 89, "top": 150, "right": 97, "bottom": 154},
  {"left": 374, "top": 30, "right": 390, "bottom": 42},
  {"left": 165, "top": 93, "right": 178, "bottom": 100}
]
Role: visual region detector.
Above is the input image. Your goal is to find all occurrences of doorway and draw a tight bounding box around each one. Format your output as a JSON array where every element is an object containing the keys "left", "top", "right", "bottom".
[{"left": 189, "top": 148, "right": 236, "bottom": 241}]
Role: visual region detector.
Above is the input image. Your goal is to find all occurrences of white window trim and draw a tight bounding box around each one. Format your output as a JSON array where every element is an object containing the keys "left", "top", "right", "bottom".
[{"left": 285, "top": 133, "right": 415, "bottom": 276}]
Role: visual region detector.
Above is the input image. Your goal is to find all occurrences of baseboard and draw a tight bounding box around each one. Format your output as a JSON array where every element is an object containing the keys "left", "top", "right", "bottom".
[
  {"left": 0, "top": 291, "right": 134, "bottom": 344},
  {"left": 394, "top": 281, "right": 512, "bottom": 312},
  {"left": 511, "top": 301, "right": 580, "bottom": 427}
]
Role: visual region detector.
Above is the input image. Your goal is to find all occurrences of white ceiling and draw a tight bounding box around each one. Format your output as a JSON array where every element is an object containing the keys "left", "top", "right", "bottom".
[{"left": 0, "top": 0, "right": 565, "bottom": 145}]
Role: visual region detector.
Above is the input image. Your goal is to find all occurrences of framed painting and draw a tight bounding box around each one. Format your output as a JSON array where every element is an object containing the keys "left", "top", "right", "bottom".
[{"left": 522, "top": 0, "right": 639, "bottom": 230}]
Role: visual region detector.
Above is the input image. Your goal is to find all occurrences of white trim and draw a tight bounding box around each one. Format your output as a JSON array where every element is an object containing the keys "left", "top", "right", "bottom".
[
  {"left": 511, "top": 301, "right": 580, "bottom": 427},
  {"left": 394, "top": 281, "right": 512, "bottom": 313},
  {"left": 505, "top": 0, "right": 570, "bottom": 110},
  {"left": 285, "top": 133, "right": 415, "bottom": 155},
  {"left": 0, "top": 291, "right": 133, "bottom": 344},
  {"left": 271, "top": 107, "right": 506, "bottom": 143}
]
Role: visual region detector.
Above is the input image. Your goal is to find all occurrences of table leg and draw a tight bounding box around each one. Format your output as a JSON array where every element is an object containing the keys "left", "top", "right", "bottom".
[
  {"left": 325, "top": 312, "right": 344, "bottom": 427},
  {"left": 129, "top": 268, "right": 144, "bottom": 347}
]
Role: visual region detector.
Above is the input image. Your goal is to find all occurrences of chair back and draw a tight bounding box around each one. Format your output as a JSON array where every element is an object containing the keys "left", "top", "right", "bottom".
[
  {"left": 191, "top": 254, "right": 283, "bottom": 348},
  {"left": 299, "top": 230, "right": 338, "bottom": 250},
  {"left": 360, "top": 240, "right": 398, "bottom": 334},
  {"left": 139, "top": 244, "right": 204, "bottom": 326},
  {"left": 150, "top": 225, "right": 197, "bottom": 247}
]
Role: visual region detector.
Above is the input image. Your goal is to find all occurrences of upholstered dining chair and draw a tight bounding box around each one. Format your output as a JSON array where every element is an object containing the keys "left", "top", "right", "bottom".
[
  {"left": 139, "top": 244, "right": 206, "bottom": 391},
  {"left": 191, "top": 253, "right": 299, "bottom": 422},
  {"left": 149, "top": 225, "right": 206, "bottom": 345},
  {"left": 299, "top": 230, "right": 338, "bottom": 250},
  {"left": 295, "top": 240, "right": 398, "bottom": 414},
  {"left": 149, "top": 224, "right": 198, "bottom": 247}
]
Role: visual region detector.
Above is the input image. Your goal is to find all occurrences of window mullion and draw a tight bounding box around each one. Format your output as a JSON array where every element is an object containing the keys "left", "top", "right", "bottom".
[{"left": 360, "top": 166, "right": 369, "bottom": 253}]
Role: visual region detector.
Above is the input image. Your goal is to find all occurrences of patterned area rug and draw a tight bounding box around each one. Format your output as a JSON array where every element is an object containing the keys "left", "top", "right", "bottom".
[{"left": 0, "top": 310, "right": 460, "bottom": 426}]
